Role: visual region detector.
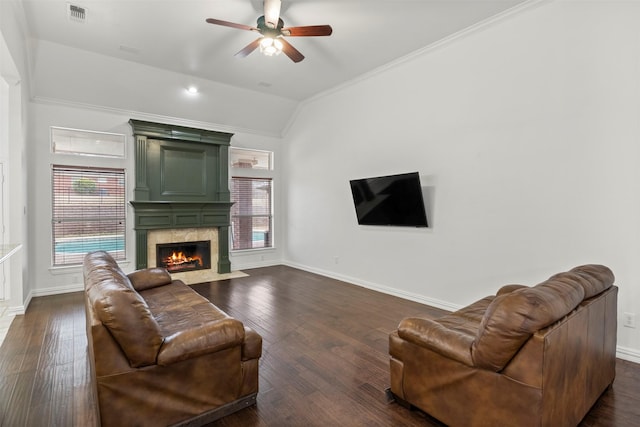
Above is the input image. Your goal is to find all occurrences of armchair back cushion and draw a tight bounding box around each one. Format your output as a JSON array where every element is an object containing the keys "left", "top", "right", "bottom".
[{"left": 471, "top": 277, "right": 585, "bottom": 371}]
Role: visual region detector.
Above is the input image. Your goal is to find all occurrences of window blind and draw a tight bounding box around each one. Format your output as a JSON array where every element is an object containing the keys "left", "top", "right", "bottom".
[
  {"left": 52, "top": 166, "right": 126, "bottom": 266},
  {"left": 231, "top": 177, "right": 273, "bottom": 250}
]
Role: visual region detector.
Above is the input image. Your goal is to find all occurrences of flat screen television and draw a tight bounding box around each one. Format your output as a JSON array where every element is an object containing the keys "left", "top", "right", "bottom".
[{"left": 349, "top": 172, "right": 428, "bottom": 227}]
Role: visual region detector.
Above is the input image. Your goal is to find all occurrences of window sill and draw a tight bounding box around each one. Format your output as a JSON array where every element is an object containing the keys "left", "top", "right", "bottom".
[{"left": 231, "top": 247, "right": 276, "bottom": 255}]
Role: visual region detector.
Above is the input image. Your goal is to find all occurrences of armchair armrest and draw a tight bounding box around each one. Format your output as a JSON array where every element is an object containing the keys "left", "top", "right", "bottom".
[
  {"left": 127, "top": 268, "right": 172, "bottom": 291},
  {"left": 157, "top": 318, "right": 245, "bottom": 366},
  {"left": 242, "top": 327, "right": 262, "bottom": 361},
  {"left": 398, "top": 317, "right": 474, "bottom": 367}
]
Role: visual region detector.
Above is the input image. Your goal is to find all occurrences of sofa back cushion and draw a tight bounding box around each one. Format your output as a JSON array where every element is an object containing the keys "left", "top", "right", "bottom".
[
  {"left": 84, "top": 251, "right": 164, "bottom": 367},
  {"left": 471, "top": 276, "right": 585, "bottom": 371},
  {"left": 563, "top": 264, "right": 614, "bottom": 299}
]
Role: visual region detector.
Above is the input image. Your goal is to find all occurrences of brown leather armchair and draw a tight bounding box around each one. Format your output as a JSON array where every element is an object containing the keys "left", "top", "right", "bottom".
[
  {"left": 389, "top": 265, "right": 617, "bottom": 427},
  {"left": 84, "top": 251, "right": 262, "bottom": 427}
]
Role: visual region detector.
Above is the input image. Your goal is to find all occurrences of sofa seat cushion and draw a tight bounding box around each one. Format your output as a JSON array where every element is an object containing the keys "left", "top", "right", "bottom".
[
  {"left": 437, "top": 296, "right": 494, "bottom": 337},
  {"left": 397, "top": 296, "right": 494, "bottom": 367},
  {"left": 140, "top": 283, "right": 246, "bottom": 365},
  {"left": 140, "top": 283, "right": 232, "bottom": 332}
]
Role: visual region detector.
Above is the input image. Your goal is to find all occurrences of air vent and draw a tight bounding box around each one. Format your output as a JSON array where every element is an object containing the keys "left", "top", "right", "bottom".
[{"left": 67, "top": 3, "right": 87, "bottom": 22}]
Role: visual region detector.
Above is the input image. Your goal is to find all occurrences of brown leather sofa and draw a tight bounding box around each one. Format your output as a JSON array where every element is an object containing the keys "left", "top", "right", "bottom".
[
  {"left": 83, "top": 251, "right": 262, "bottom": 427},
  {"left": 389, "top": 264, "right": 617, "bottom": 427}
]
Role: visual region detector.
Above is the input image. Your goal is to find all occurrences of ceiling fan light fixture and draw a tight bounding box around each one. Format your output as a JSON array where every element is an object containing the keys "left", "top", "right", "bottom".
[
  {"left": 206, "top": 0, "right": 331, "bottom": 63},
  {"left": 259, "top": 37, "right": 283, "bottom": 56}
]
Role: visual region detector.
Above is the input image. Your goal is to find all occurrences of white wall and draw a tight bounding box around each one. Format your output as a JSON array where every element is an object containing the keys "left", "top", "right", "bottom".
[{"left": 283, "top": 0, "right": 640, "bottom": 360}]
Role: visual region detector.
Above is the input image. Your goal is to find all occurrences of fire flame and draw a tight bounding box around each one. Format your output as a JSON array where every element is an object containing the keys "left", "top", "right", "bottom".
[{"left": 164, "top": 251, "right": 203, "bottom": 267}]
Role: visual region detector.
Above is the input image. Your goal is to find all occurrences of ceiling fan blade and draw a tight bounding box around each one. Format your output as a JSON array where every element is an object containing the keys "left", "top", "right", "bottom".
[
  {"left": 279, "top": 38, "right": 304, "bottom": 63},
  {"left": 206, "top": 18, "right": 257, "bottom": 32},
  {"left": 235, "top": 38, "right": 262, "bottom": 58},
  {"left": 281, "top": 25, "right": 333, "bottom": 37},
  {"left": 263, "top": 0, "right": 282, "bottom": 29}
]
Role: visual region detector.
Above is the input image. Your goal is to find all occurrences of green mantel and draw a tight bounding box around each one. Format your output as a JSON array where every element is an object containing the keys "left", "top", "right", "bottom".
[
  {"left": 129, "top": 120, "right": 234, "bottom": 273},
  {"left": 129, "top": 119, "right": 233, "bottom": 145}
]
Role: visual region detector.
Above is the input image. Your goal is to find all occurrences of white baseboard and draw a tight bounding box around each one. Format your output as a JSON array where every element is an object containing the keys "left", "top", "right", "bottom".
[
  {"left": 12, "top": 284, "right": 83, "bottom": 315},
  {"left": 616, "top": 346, "right": 640, "bottom": 364},
  {"left": 282, "top": 260, "right": 462, "bottom": 313},
  {"left": 6, "top": 305, "right": 26, "bottom": 316},
  {"left": 32, "top": 283, "right": 84, "bottom": 298},
  {"left": 231, "top": 259, "right": 282, "bottom": 271}
]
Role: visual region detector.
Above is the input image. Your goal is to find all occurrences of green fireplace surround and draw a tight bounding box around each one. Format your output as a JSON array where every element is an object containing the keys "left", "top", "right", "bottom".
[{"left": 129, "top": 119, "right": 234, "bottom": 273}]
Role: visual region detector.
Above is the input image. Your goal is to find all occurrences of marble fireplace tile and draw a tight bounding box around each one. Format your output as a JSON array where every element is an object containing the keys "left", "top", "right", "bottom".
[{"left": 146, "top": 228, "right": 245, "bottom": 285}]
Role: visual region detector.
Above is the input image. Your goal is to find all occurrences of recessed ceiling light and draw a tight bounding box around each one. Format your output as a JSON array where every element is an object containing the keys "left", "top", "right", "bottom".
[{"left": 186, "top": 86, "right": 198, "bottom": 94}]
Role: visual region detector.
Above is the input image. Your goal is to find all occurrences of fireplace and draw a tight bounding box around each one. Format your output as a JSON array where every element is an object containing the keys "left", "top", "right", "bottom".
[
  {"left": 129, "top": 119, "right": 234, "bottom": 273},
  {"left": 156, "top": 240, "right": 211, "bottom": 273}
]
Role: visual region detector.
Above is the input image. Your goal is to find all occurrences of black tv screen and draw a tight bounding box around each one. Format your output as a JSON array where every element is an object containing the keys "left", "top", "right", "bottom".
[{"left": 349, "top": 172, "right": 428, "bottom": 227}]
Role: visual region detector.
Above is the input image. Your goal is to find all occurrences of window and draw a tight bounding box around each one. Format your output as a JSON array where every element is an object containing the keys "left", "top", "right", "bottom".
[
  {"left": 230, "top": 177, "right": 273, "bottom": 250},
  {"left": 52, "top": 166, "right": 126, "bottom": 266},
  {"left": 51, "top": 127, "right": 125, "bottom": 158},
  {"left": 230, "top": 147, "right": 274, "bottom": 251},
  {"left": 230, "top": 147, "right": 272, "bottom": 170}
]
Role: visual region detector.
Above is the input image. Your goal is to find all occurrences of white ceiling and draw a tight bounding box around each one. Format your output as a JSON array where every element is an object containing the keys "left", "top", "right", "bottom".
[{"left": 21, "top": 0, "right": 529, "bottom": 102}]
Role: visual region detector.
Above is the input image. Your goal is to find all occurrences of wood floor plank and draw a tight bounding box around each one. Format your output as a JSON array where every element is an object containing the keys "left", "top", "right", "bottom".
[
  {"left": 0, "top": 372, "right": 18, "bottom": 425},
  {"left": 0, "top": 265, "right": 637, "bottom": 426},
  {"left": 3, "top": 369, "right": 36, "bottom": 426}
]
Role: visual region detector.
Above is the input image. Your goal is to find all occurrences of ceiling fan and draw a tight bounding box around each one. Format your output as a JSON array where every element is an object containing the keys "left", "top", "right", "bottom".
[{"left": 206, "top": 0, "right": 332, "bottom": 63}]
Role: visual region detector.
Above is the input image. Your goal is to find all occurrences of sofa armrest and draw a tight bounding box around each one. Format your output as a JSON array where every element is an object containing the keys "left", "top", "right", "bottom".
[
  {"left": 157, "top": 318, "right": 245, "bottom": 366},
  {"left": 127, "top": 268, "right": 173, "bottom": 291},
  {"left": 398, "top": 317, "right": 474, "bottom": 367},
  {"left": 242, "top": 327, "right": 262, "bottom": 361}
]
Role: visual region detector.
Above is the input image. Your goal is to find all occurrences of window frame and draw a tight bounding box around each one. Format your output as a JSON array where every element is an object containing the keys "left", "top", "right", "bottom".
[{"left": 229, "top": 147, "right": 275, "bottom": 252}]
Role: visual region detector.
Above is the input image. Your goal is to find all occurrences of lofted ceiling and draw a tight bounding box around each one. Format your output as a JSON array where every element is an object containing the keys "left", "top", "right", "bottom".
[{"left": 21, "top": 0, "right": 529, "bottom": 102}]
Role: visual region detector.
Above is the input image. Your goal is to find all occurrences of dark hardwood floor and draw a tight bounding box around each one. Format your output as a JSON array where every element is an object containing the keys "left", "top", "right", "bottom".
[{"left": 0, "top": 265, "right": 639, "bottom": 426}]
